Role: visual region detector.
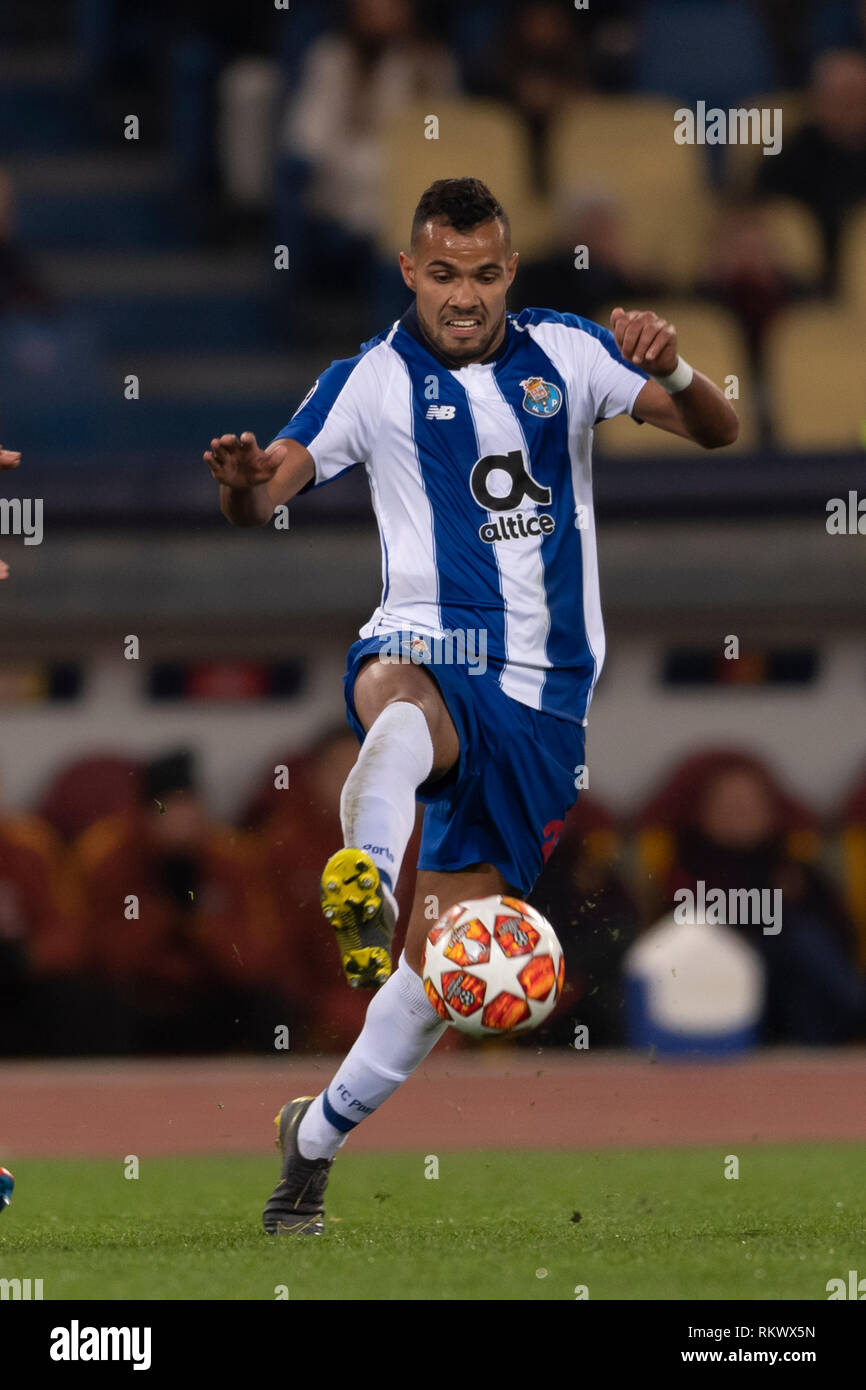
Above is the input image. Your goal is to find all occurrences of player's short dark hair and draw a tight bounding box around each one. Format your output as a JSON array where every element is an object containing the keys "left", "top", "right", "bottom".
[{"left": 410, "top": 177, "right": 510, "bottom": 246}]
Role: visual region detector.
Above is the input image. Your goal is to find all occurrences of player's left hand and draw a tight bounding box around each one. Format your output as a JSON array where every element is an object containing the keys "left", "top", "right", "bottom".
[{"left": 610, "top": 308, "right": 678, "bottom": 375}]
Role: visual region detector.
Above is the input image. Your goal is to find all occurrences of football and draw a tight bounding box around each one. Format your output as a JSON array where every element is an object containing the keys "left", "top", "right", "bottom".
[{"left": 421, "top": 895, "right": 565, "bottom": 1037}]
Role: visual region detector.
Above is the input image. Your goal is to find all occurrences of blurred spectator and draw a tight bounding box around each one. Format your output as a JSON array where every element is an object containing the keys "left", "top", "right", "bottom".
[
  {"left": 664, "top": 759, "right": 866, "bottom": 1044},
  {"left": 0, "top": 804, "right": 80, "bottom": 976},
  {"left": 0, "top": 169, "right": 56, "bottom": 315},
  {"left": 0, "top": 168, "right": 105, "bottom": 405},
  {"left": 280, "top": 0, "right": 458, "bottom": 295},
  {"left": 580, "top": 0, "right": 640, "bottom": 93},
  {"left": 698, "top": 202, "right": 808, "bottom": 361},
  {"left": 514, "top": 190, "right": 661, "bottom": 321},
  {"left": 696, "top": 201, "right": 811, "bottom": 441},
  {"left": 757, "top": 0, "right": 866, "bottom": 86},
  {"left": 757, "top": 49, "right": 866, "bottom": 285},
  {"left": 0, "top": 775, "right": 89, "bottom": 1055},
  {"left": 75, "top": 750, "right": 285, "bottom": 1053},
  {"left": 532, "top": 810, "right": 641, "bottom": 1047},
  {"left": 480, "top": 1, "right": 589, "bottom": 193},
  {"left": 38, "top": 753, "right": 142, "bottom": 844}
]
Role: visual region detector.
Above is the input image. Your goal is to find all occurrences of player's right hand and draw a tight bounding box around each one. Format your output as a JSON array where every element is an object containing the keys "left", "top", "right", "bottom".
[{"left": 203, "top": 432, "right": 278, "bottom": 490}]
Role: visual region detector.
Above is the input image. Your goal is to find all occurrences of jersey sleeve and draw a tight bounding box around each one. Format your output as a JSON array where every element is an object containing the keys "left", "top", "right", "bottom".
[
  {"left": 518, "top": 310, "right": 650, "bottom": 429},
  {"left": 272, "top": 347, "right": 385, "bottom": 490},
  {"left": 584, "top": 324, "right": 650, "bottom": 422}
]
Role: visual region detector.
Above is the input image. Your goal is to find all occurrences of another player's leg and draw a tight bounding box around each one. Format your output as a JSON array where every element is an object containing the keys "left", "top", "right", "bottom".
[
  {"left": 263, "top": 863, "right": 510, "bottom": 1235},
  {"left": 320, "top": 655, "right": 459, "bottom": 989}
]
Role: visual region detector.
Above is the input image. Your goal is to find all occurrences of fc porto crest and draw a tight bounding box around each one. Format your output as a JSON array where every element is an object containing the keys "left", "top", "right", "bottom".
[{"left": 519, "top": 376, "right": 562, "bottom": 418}]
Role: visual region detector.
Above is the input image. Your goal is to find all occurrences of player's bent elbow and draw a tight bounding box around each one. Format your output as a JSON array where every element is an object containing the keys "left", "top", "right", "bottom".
[
  {"left": 700, "top": 415, "right": 740, "bottom": 449},
  {"left": 718, "top": 416, "right": 740, "bottom": 448}
]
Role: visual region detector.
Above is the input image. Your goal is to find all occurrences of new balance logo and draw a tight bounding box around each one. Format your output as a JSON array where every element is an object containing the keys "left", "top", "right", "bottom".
[{"left": 426, "top": 405, "right": 456, "bottom": 420}]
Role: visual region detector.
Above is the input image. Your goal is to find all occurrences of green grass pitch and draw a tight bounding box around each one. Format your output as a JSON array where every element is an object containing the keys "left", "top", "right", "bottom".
[{"left": 1, "top": 1145, "right": 863, "bottom": 1300}]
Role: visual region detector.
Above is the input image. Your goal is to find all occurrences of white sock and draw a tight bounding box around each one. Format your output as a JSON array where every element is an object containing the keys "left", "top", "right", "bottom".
[
  {"left": 297, "top": 953, "right": 447, "bottom": 1160},
  {"left": 340, "top": 700, "right": 434, "bottom": 920}
]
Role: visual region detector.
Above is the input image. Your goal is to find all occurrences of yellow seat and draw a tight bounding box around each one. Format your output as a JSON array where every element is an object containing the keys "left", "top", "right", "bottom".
[
  {"left": 759, "top": 196, "right": 825, "bottom": 283},
  {"left": 593, "top": 299, "right": 754, "bottom": 454},
  {"left": 377, "top": 99, "right": 551, "bottom": 259},
  {"left": 838, "top": 201, "right": 866, "bottom": 306},
  {"left": 841, "top": 825, "right": 866, "bottom": 967},
  {"left": 766, "top": 304, "right": 866, "bottom": 450},
  {"left": 547, "top": 97, "right": 717, "bottom": 289}
]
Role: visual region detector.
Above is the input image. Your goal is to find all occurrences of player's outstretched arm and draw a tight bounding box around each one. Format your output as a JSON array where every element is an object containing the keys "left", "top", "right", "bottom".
[
  {"left": 610, "top": 308, "right": 739, "bottom": 449},
  {"left": 204, "top": 432, "right": 315, "bottom": 526}
]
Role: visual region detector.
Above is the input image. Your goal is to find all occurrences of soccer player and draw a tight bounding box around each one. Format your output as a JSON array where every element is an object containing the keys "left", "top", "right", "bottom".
[{"left": 204, "top": 178, "right": 738, "bottom": 1234}]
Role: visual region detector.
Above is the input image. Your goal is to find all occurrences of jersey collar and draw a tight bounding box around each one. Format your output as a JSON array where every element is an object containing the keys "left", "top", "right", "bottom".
[{"left": 398, "top": 300, "right": 515, "bottom": 370}]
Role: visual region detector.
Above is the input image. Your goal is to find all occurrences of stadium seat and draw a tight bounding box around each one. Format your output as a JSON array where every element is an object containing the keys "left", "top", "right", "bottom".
[
  {"left": 636, "top": 2, "right": 778, "bottom": 112},
  {"left": 838, "top": 767, "right": 866, "bottom": 966},
  {"left": 766, "top": 304, "right": 866, "bottom": 450},
  {"left": 547, "top": 98, "right": 717, "bottom": 289},
  {"left": 593, "top": 300, "right": 755, "bottom": 454},
  {"left": 377, "top": 99, "right": 552, "bottom": 260},
  {"left": 838, "top": 201, "right": 866, "bottom": 306},
  {"left": 37, "top": 754, "right": 142, "bottom": 843},
  {"left": 759, "top": 196, "right": 825, "bottom": 284}
]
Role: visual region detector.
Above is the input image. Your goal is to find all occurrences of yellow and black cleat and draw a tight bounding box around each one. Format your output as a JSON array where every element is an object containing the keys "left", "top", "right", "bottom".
[{"left": 320, "top": 847, "right": 394, "bottom": 989}]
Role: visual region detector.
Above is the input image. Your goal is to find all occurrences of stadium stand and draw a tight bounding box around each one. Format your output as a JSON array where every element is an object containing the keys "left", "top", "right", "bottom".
[
  {"left": 837, "top": 200, "right": 866, "bottom": 305},
  {"left": 378, "top": 98, "right": 552, "bottom": 260},
  {"left": 765, "top": 303, "right": 866, "bottom": 449},
  {"left": 634, "top": 748, "right": 865, "bottom": 1045},
  {"left": 547, "top": 97, "right": 716, "bottom": 289},
  {"left": 839, "top": 768, "right": 866, "bottom": 967},
  {"left": 37, "top": 752, "right": 141, "bottom": 843},
  {"left": 758, "top": 196, "right": 826, "bottom": 284},
  {"left": 636, "top": 1, "right": 779, "bottom": 117},
  {"left": 725, "top": 92, "right": 807, "bottom": 194}
]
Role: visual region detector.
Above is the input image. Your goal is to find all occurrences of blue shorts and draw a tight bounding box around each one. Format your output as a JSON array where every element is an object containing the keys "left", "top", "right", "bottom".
[{"left": 343, "top": 633, "right": 586, "bottom": 896}]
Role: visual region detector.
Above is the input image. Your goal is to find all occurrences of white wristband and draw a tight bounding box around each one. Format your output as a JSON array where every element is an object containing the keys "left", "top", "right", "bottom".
[{"left": 656, "top": 356, "right": 694, "bottom": 394}]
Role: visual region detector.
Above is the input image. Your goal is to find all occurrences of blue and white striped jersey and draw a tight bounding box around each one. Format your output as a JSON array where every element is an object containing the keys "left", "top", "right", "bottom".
[{"left": 275, "top": 305, "right": 649, "bottom": 726}]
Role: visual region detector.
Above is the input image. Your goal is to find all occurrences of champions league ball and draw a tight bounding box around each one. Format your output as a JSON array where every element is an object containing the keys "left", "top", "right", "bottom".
[{"left": 421, "top": 895, "right": 565, "bottom": 1037}]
